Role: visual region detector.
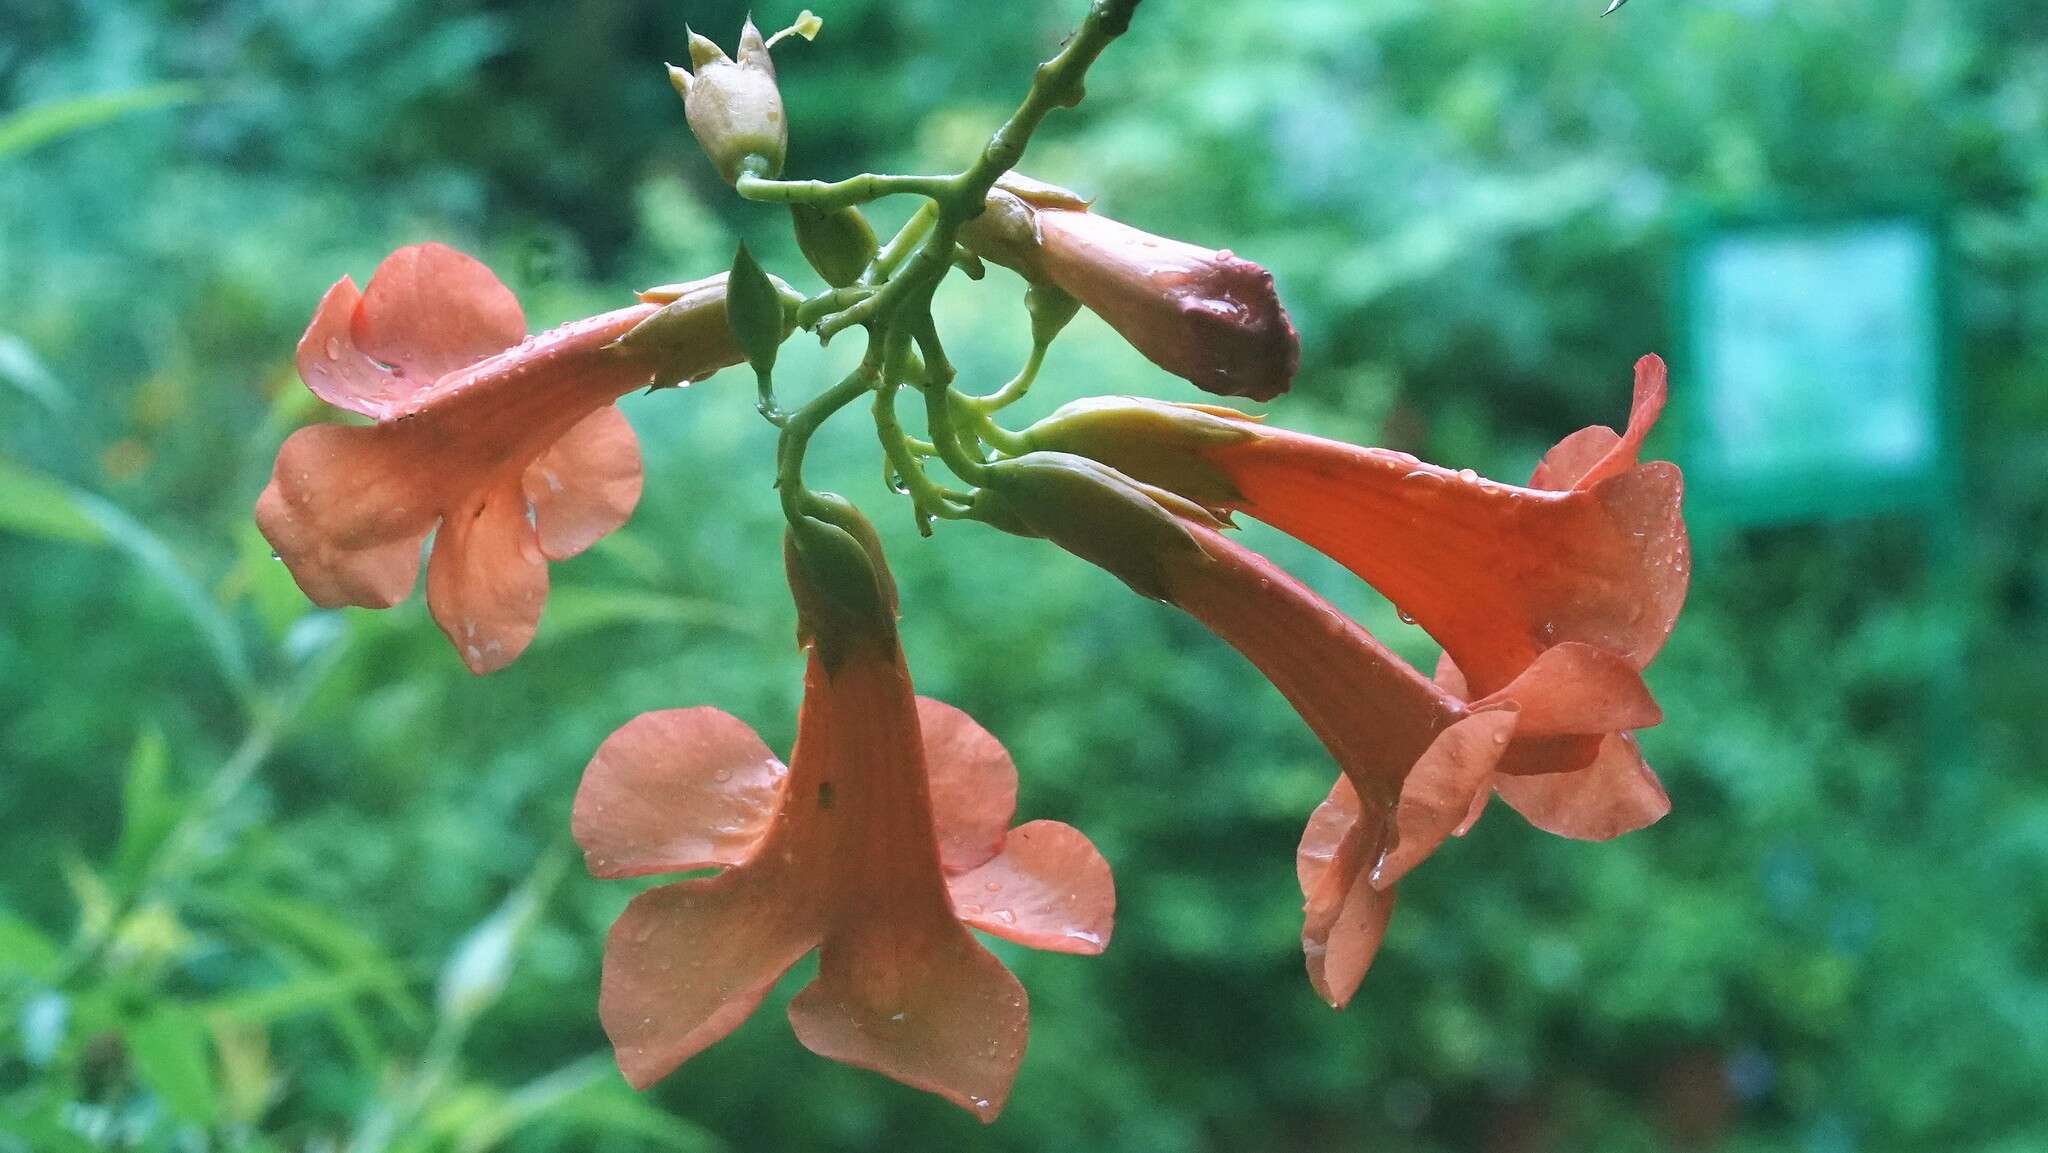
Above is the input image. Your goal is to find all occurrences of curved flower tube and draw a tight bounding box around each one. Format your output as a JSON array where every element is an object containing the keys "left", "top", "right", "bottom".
[
  {"left": 1022, "top": 355, "right": 1689, "bottom": 839},
  {"left": 574, "top": 505, "right": 1113, "bottom": 1120},
  {"left": 959, "top": 173, "right": 1300, "bottom": 401},
  {"left": 256, "top": 244, "right": 744, "bottom": 673},
  {"left": 977, "top": 454, "right": 1653, "bottom": 1006}
]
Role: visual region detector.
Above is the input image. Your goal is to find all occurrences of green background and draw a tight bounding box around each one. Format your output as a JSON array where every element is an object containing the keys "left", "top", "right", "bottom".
[{"left": 5, "top": 0, "right": 2047, "bottom": 1150}]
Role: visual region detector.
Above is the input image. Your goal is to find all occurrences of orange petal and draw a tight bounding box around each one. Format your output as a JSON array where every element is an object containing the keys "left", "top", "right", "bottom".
[
  {"left": 1300, "top": 806, "right": 1394, "bottom": 1010},
  {"left": 1432, "top": 655, "right": 1492, "bottom": 838},
  {"left": 572, "top": 708, "right": 789, "bottom": 878},
  {"left": 1475, "top": 641, "right": 1662, "bottom": 741},
  {"left": 351, "top": 243, "right": 526, "bottom": 388},
  {"left": 424, "top": 480, "right": 549, "bottom": 674},
  {"left": 1297, "top": 775, "right": 1361, "bottom": 897},
  {"left": 1372, "top": 709, "right": 1519, "bottom": 890},
  {"left": 1566, "top": 354, "right": 1668, "bottom": 491},
  {"left": 1494, "top": 732, "right": 1671, "bottom": 840},
  {"left": 788, "top": 911, "right": 1029, "bottom": 1123},
  {"left": 255, "top": 423, "right": 435, "bottom": 608},
  {"left": 948, "top": 820, "right": 1114, "bottom": 955},
  {"left": 1529, "top": 425, "right": 1622, "bottom": 492},
  {"left": 599, "top": 872, "right": 821, "bottom": 1089},
  {"left": 294, "top": 277, "right": 417, "bottom": 419},
  {"left": 522, "top": 405, "right": 643, "bottom": 562},
  {"left": 916, "top": 698, "right": 1018, "bottom": 874}
]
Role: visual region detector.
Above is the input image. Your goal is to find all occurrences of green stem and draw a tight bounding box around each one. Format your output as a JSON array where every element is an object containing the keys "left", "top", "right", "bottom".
[
  {"left": 970, "top": 341, "right": 1048, "bottom": 413},
  {"left": 866, "top": 202, "right": 938, "bottom": 285},
  {"left": 777, "top": 350, "right": 882, "bottom": 526},
  {"left": 737, "top": 170, "right": 952, "bottom": 210}
]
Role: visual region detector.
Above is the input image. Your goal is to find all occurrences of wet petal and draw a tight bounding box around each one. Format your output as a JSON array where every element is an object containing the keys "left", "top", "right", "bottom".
[
  {"left": 1300, "top": 809, "right": 1394, "bottom": 1010},
  {"left": 523, "top": 405, "right": 644, "bottom": 561},
  {"left": 1494, "top": 732, "right": 1671, "bottom": 840},
  {"left": 788, "top": 911, "right": 1029, "bottom": 1123},
  {"left": 1570, "top": 355, "right": 1668, "bottom": 491},
  {"left": 916, "top": 698, "right": 1018, "bottom": 874},
  {"left": 424, "top": 480, "right": 549, "bottom": 674},
  {"left": 1372, "top": 709, "right": 1519, "bottom": 890},
  {"left": 255, "top": 422, "right": 434, "bottom": 608},
  {"left": 948, "top": 820, "right": 1114, "bottom": 955},
  {"left": 573, "top": 708, "right": 789, "bottom": 878},
  {"left": 1476, "top": 641, "right": 1662, "bottom": 740},
  {"left": 1297, "top": 775, "right": 1360, "bottom": 897},
  {"left": 599, "top": 872, "right": 820, "bottom": 1089},
  {"left": 1529, "top": 425, "right": 1622, "bottom": 492},
  {"left": 294, "top": 278, "right": 414, "bottom": 419},
  {"left": 352, "top": 243, "right": 526, "bottom": 387}
]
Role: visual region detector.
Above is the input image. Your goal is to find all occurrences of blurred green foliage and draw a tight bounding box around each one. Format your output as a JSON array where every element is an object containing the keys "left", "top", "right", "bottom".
[{"left": 4, "top": 0, "right": 2048, "bottom": 1150}]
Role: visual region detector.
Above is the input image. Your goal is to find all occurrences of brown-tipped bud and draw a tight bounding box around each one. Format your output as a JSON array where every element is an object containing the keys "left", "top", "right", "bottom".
[
  {"left": 671, "top": 18, "right": 787, "bottom": 184},
  {"left": 790, "top": 204, "right": 879, "bottom": 287},
  {"left": 960, "top": 175, "right": 1300, "bottom": 402}
]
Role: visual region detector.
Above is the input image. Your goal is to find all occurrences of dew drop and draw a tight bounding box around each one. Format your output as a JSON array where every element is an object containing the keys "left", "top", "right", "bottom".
[
  {"left": 713, "top": 769, "right": 732, "bottom": 783},
  {"left": 324, "top": 337, "right": 341, "bottom": 361},
  {"left": 992, "top": 909, "right": 1016, "bottom": 924},
  {"left": 1396, "top": 608, "right": 1417, "bottom": 625},
  {"left": 984, "top": 881, "right": 1002, "bottom": 892}
]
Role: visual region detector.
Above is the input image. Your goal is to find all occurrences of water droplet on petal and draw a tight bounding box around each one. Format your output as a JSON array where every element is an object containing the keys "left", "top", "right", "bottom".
[{"left": 324, "top": 337, "right": 341, "bottom": 361}]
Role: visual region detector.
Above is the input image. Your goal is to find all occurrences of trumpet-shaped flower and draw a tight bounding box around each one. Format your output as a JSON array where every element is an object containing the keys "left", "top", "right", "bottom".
[
  {"left": 256, "top": 244, "right": 743, "bottom": 673},
  {"left": 1023, "top": 356, "right": 1689, "bottom": 839},
  {"left": 574, "top": 508, "right": 1113, "bottom": 1120},
  {"left": 960, "top": 174, "right": 1299, "bottom": 401},
  {"left": 978, "top": 454, "right": 1653, "bottom": 1006}
]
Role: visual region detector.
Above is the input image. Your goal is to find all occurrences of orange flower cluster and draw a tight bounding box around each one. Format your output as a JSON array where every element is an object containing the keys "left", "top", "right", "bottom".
[{"left": 260, "top": 213, "right": 1683, "bottom": 1116}]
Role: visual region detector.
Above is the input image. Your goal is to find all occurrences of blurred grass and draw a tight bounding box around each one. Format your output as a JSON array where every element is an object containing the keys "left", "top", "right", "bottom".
[{"left": 4, "top": 0, "right": 2048, "bottom": 1151}]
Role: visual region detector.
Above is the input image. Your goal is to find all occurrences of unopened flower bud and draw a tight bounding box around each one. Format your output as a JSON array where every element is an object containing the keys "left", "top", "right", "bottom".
[
  {"left": 961, "top": 174, "right": 1300, "bottom": 401},
  {"left": 670, "top": 18, "right": 787, "bottom": 184},
  {"left": 790, "top": 204, "right": 879, "bottom": 287}
]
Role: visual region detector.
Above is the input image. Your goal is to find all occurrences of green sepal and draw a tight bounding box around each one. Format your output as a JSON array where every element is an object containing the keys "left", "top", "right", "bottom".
[
  {"left": 726, "top": 242, "right": 788, "bottom": 379},
  {"left": 979, "top": 452, "right": 1221, "bottom": 602},
  {"left": 1021, "top": 395, "right": 1261, "bottom": 509},
  {"left": 790, "top": 204, "right": 879, "bottom": 288}
]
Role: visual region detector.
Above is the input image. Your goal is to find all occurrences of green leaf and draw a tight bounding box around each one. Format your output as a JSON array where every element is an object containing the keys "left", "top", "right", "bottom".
[
  {"left": 125, "top": 1005, "right": 219, "bottom": 1126},
  {"left": 538, "top": 586, "right": 752, "bottom": 645},
  {"left": 0, "top": 458, "right": 253, "bottom": 696},
  {"left": 0, "top": 334, "right": 70, "bottom": 412},
  {"left": 0, "top": 84, "right": 204, "bottom": 161},
  {"left": 0, "top": 457, "right": 104, "bottom": 543},
  {"left": 0, "top": 912, "right": 62, "bottom": 980},
  {"left": 725, "top": 242, "right": 787, "bottom": 378},
  {"left": 194, "top": 889, "right": 424, "bottom": 1029},
  {"left": 113, "top": 726, "right": 181, "bottom": 891}
]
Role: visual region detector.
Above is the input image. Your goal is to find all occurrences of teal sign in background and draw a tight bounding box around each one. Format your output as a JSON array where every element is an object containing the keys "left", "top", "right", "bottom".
[{"left": 1683, "top": 219, "right": 1951, "bottom": 525}]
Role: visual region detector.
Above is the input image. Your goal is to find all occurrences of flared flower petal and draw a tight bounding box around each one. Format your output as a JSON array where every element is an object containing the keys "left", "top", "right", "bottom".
[
  {"left": 788, "top": 909, "right": 1029, "bottom": 1123},
  {"left": 572, "top": 707, "right": 789, "bottom": 878},
  {"left": 961, "top": 175, "right": 1299, "bottom": 401},
  {"left": 576, "top": 508, "right": 1112, "bottom": 1120},
  {"left": 601, "top": 869, "right": 823, "bottom": 1089},
  {"left": 948, "top": 820, "right": 1115, "bottom": 955},
  {"left": 916, "top": 697, "right": 1018, "bottom": 873},
  {"left": 260, "top": 245, "right": 745, "bottom": 674},
  {"left": 523, "top": 406, "right": 644, "bottom": 562},
  {"left": 1295, "top": 778, "right": 1396, "bottom": 1009}
]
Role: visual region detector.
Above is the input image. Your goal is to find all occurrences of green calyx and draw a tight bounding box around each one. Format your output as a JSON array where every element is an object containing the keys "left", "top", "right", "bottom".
[
  {"left": 791, "top": 204, "right": 880, "bottom": 288},
  {"left": 976, "top": 452, "right": 1224, "bottom": 603},
  {"left": 1020, "top": 396, "right": 1262, "bottom": 510}
]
